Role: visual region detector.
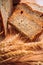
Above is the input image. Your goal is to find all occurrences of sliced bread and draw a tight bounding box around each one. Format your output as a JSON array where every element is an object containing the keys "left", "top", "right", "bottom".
[
  {"left": 14, "top": 3, "right": 43, "bottom": 27},
  {"left": 8, "top": 10, "right": 42, "bottom": 40}
]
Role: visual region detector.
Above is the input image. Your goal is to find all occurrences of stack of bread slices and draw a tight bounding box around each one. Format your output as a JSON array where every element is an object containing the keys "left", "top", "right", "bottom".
[{"left": 0, "top": 0, "right": 43, "bottom": 65}]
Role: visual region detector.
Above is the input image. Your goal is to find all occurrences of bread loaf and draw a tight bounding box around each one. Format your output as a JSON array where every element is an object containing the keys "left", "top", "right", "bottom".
[{"left": 8, "top": 9, "right": 42, "bottom": 40}]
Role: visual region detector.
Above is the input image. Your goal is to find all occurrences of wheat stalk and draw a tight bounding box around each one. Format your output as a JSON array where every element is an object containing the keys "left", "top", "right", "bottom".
[{"left": 0, "top": 34, "right": 43, "bottom": 64}]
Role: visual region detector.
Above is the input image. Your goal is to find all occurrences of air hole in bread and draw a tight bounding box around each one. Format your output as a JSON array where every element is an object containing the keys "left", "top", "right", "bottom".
[{"left": 21, "top": 11, "right": 23, "bottom": 14}]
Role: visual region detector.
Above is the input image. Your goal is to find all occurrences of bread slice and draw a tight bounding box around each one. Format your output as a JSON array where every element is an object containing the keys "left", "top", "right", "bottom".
[
  {"left": 0, "top": 0, "right": 13, "bottom": 35},
  {"left": 8, "top": 10, "right": 42, "bottom": 40},
  {"left": 14, "top": 3, "right": 43, "bottom": 27}
]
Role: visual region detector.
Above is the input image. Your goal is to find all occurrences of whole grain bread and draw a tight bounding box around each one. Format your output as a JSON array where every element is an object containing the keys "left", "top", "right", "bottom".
[
  {"left": 14, "top": 3, "right": 43, "bottom": 27},
  {"left": 8, "top": 9, "right": 42, "bottom": 40},
  {"left": 0, "top": 0, "right": 13, "bottom": 35}
]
